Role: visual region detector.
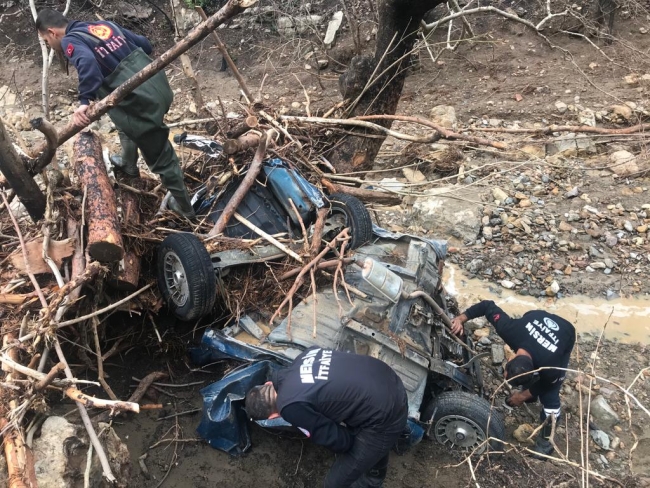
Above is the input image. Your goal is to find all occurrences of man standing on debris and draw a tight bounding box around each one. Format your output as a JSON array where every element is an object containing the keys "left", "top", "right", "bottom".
[
  {"left": 35, "top": 9, "right": 195, "bottom": 217},
  {"left": 451, "top": 300, "right": 575, "bottom": 457},
  {"left": 245, "top": 347, "right": 408, "bottom": 488}
]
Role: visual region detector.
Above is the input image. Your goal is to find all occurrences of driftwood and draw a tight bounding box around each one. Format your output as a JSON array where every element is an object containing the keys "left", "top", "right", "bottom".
[
  {"left": 227, "top": 116, "right": 259, "bottom": 139},
  {"left": 223, "top": 131, "right": 262, "bottom": 155},
  {"left": 321, "top": 179, "right": 402, "bottom": 206},
  {"left": 108, "top": 192, "right": 141, "bottom": 291},
  {"left": 29, "top": 117, "right": 58, "bottom": 172},
  {"left": 64, "top": 387, "right": 140, "bottom": 413},
  {"left": 0, "top": 419, "right": 37, "bottom": 488},
  {"left": 28, "top": 0, "right": 258, "bottom": 173},
  {"left": 196, "top": 6, "right": 254, "bottom": 103},
  {"left": 0, "top": 117, "right": 45, "bottom": 221},
  {"left": 209, "top": 130, "right": 272, "bottom": 236},
  {"left": 73, "top": 131, "right": 124, "bottom": 263},
  {"left": 468, "top": 122, "right": 650, "bottom": 135},
  {"left": 0, "top": 294, "right": 27, "bottom": 305},
  {"left": 9, "top": 238, "right": 75, "bottom": 275}
]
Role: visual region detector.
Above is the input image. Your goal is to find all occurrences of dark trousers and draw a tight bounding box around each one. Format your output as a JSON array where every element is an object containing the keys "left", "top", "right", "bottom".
[{"left": 324, "top": 402, "right": 408, "bottom": 488}]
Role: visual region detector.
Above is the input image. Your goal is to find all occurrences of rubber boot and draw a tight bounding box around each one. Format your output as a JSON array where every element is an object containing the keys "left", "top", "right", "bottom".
[
  {"left": 110, "top": 131, "right": 139, "bottom": 177},
  {"left": 532, "top": 420, "right": 554, "bottom": 459},
  {"left": 167, "top": 192, "right": 196, "bottom": 218}
]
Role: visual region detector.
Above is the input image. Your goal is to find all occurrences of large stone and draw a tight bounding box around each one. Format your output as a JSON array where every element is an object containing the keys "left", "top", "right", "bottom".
[
  {"left": 545, "top": 133, "right": 596, "bottom": 157},
  {"left": 591, "top": 429, "right": 611, "bottom": 450},
  {"left": 591, "top": 395, "right": 620, "bottom": 429},
  {"left": 429, "top": 105, "right": 457, "bottom": 130},
  {"left": 33, "top": 417, "right": 77, "bottom": 487},
  {"left": 609, "top": 150, "right": 639, "bottom": 177},
  {"left": 413, "top": 187, "right": 481, "bottom": 242}
]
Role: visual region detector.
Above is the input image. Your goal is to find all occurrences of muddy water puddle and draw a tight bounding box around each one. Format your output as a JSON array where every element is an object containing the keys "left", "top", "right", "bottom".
[{"left": 444, "top": 265, "right": 650, "bottom": 344}]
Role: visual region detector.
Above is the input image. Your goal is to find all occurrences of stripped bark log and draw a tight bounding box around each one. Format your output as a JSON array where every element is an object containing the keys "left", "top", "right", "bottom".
[
  {"left": 209, "top": 131, "right": 271, "bottom": 236},
  {"left": 64, "top": 387, "right": 140, "bottom": 413},
  {"left": 28, "top": 0, "right": 258, "bottom": 174},
  {"left": 196, "top": 6, "right": 254, "bottom": 103},
  {"left": 0, "top": 117, "right": 45, "bottom": 221},
  {"left": 321, "top": 179, "right": 402, "bottom": 206},
  {"left": 223, "top": 131, "right": 262, "bottom": 155},
  {"left": 1, "top": 419, "right": 37, "bottom": 488},
  {"left": 73, "top": 131, "right": 124, "bottom": 263},
  {"left": 108, "top": 192, "right": 141, "bottom": 291},
  {"left": 227, "top": 116, "right": 259, "bottom": 139}
]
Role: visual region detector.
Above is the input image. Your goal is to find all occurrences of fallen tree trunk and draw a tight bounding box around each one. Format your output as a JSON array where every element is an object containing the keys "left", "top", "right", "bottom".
[
  {"left": 109, "top": 192, "right": 141, "bottom": 291},
  {"left": 0, "top": 117, "right": 46, "bottom": 221},
  {"left": 28, "top": 0, "right": 258, "bottom": 173},
  {"left": 73, "top": 131, "right": 124, "bottom": 263},
  {"left": 321, "top": 179, "right": 402, "bottom": 206},
  {"left": 328, "top": 0, "right": 444, "bottom": 172},
  {"left": 209, "top": 131, "right": 272, "bottom": 236},
  {"left": 223, "top": 131, "right": 262, "bottom": 155}
]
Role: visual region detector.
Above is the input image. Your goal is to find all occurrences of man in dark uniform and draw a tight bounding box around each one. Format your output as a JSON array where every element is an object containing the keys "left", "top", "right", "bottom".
[
  {"left": 451, "top": 300, "right": 575, "bottom": 456},
  {"left": 36, "top": 9, "right": 195, "bottom": 217},
  {"left": 245, "top": 347, "right": 408, "bottom": 488}
]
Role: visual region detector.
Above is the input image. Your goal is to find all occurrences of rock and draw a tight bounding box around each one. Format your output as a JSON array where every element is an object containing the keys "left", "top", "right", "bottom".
[
  {"left": 555, "top": 101, "right": 568, "bottom": 114},
  {"left": 479, "top": 336, "right": 492, "bottom": 345},
  {"left": 579, "top": 108, "right": 596, "bottom": 127},
  {"left": 591, "top": 395, "right": 619, "bottom": 429},
  {"left": 324, "top": 11, "right": 343, "bottom": 47},
  {"left": 429, "top": 105, "right": 457, "bottom": 129},
  {"left": 491, "top": 344, "right": 505, "bottom": 364},
  {"left": 511, "top": 244, "right": 524, "bottom": 253},
  {"left": 402, "top": 167, "right": 426, "bottom": 183},
  {"left": 590, "top": 262, "right": 606, "bottom": 269},
  {"left": 413, "top": 188, "right": 481, "bottom": 242},
  {"left": 473, "top": 327, "right": 490, "bottom": 339},
  {"left": 610, "top": 104, "right": 633, "bottom": 122},
  {"left": 565, "top": 186, "right": 580, "bottom": 198},
  {"left": 500, "top": 279, "right": 515, "bottom": 289},
  {"left": 33, "top": 417, "right": 77, "bottom": 487},
  {"left": 604, "top": 258, "right": 615, "bottom": 269},
  {"left": 609, "top": 150, "right": 639, "bottom": 177},
  {"left": 513, "top": 424, "right": 535, "bottom": 444},
  {"left": 483, "top": 226, "right": 493, "bottom": 240},
  {"left": 519, "top": 199, "right": 532, "bottom": 208},
  {"left": 558, "top": 221, "right": 574, "bottom": 232},
  {"left": 590, "top": 429, "right": 611, "bottom": 450},
  {"left": 546, "top": 133, "right": 596, "bottom": 156},
  {"left": 492, "top": 187, "right": 509, "bottom": 202},
  {"left": 466, "top": 258, "right": 484, "bottom": 274},
  {"left": 624, "top": 220, "right": 635, "bottom": 232},
  {"left": 605, "top": 234, "right": 618, "bottom": 247},
  {"left": 638, "top": 224, "right": 648, "bottom": 233},
  {"left": 521, "top": 145, "right": 545, "bottom": 158},
  {"left": 317, "top": 58, "right": 329, "bottom": 69},
  {"left": 546, "top": 280, "right": 560, "bottom": 296}
]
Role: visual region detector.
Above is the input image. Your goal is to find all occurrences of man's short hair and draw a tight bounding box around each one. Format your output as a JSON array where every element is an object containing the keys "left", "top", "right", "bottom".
[
  {"left": 36, "top": 9, "right": 69, "bottom": 31},
  {"left": 505, "top": 355, "right": 535, "bottom": 387},
  {"left": 245, "top": 384, "right": 275, "bottom": 420}
]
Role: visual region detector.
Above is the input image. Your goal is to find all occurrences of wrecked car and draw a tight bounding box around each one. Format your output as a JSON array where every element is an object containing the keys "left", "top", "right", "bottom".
[{"left": 155, "top": 150, "right": 506, "bottom": 458}]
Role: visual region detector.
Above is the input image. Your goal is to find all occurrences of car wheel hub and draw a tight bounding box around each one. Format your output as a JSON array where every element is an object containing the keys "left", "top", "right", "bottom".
[
  {"left": 163, "top": 252, "right": 189, "bottom": 307},
  {"left": 435, "top": 415, "right": 486, "bottom": 452}
]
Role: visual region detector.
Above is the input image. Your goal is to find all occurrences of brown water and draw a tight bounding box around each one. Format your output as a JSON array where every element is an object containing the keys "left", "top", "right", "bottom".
[{"left": 444, "top": 265, "right": 650, "bottom": 344}]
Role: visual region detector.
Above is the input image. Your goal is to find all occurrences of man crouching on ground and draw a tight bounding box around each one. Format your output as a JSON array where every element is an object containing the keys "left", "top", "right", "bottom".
[
  {"left": 451, "top": 300, "right": 576, "bottom": 457},
  {"left": 245, "top": 347, "right": 408, "bottom": 488}
]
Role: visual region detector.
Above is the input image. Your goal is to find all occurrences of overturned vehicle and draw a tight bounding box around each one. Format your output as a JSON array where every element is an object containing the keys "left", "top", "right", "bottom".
[{"left": 155, "top": 154, "right": 506, "bottom": 457}]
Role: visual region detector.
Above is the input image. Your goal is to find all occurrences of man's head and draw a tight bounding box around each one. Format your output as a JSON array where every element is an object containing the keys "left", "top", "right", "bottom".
[
  {"left": 36, "top": 9, "right": 69, "bottom": 53},
  {"left": 504, "top": 353, "right": 535, "bottom": 387},
  {"left": 244, "top": 382, "right": 278, "bottom": 420}
]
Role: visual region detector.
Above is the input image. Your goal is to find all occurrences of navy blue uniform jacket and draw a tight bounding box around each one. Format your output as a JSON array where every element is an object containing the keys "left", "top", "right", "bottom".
[{"left": 61, "top": 21, "right": 152, "bottom": 105}]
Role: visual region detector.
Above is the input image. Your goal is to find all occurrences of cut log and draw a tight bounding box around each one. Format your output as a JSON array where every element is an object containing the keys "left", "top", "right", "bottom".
[
  {"left": 321, "top": 179, "right": 402, "bottom": 206},
  {"left": 9, "top": 238, "right": 75, "bottom": 275},
  {"left": 227, "top": 116, "right": 259, "bottom": 139},
  {"left": 108, "top": 192, "right": 141, "bottom": 291},
  {"left": 0, "top": 116, "right": 46, "bottom": 221},
  {"left": 223, "top": 131, "right": 261, "bottom": 155},
  {"left": 73, "top": 131, "right": 124, "bottom": 263},
  {"left": 28, "top": 0, "right": 259, "bottom": 174}
]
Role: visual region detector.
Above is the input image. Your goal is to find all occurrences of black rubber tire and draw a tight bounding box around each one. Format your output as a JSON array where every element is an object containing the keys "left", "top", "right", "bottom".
[
  {"left": 157, "top": 233, "right": 216, "bottom": 321},
  {"left": 422, "top": 391, "right": 505, "bottom": 453},
  {"left": 328, "top": 193, "right": 373, "bottom": 249}
]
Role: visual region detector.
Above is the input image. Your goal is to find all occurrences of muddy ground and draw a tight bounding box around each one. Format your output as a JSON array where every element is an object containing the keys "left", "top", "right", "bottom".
[{"left": 1, "top": 0, "right": 650, "bottom": 486}]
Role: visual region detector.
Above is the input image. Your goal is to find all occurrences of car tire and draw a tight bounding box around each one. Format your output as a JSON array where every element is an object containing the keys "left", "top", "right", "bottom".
[
  {"left": 421, "top": 391, "right": 505, "bottom": 454},
  {"left": 328, "top": 193, "right": 373, "bottom": 249},
  {"left": 157, "top": 233, "right": 216, "bottom": 321}
]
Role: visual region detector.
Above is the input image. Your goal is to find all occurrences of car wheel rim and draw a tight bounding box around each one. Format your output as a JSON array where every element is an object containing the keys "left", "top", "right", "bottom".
[
  {"left": 163, "top": 252, "right": 189, "bottom": 307},
  {"left": 434, "top": 415, "right": 487, "bottom": 453}
]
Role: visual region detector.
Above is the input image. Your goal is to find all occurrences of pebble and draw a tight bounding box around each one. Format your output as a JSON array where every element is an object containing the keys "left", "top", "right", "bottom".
[
  {"left": 624, "top": 221, "right": 634, "bottom": 232},
  {"left": 501, "top": 279, "right": 515, "bottom": 289},
  {"left": 483, "top": 226, "right": 493, "bottom": 240},
  {"left": 605, "top": 234, "right": 618, "bottom": 247},
  {"left": 604, "top": 258, "right": 615, "bottom": 269},
  {"left": 638, "top": 224, "right": 648, "bottom": 233},
  {"left": 558, "top": 221, "right": 573, "bottom": 232},
  {"left": 511, "top": 244, "right": 524, "bottom": 253},
  {"left": 590, "top": 262, "right": 606, "bottom": 269},
  {"left": 492, "top": 187, "right": 509, "bottom": 202},
  {"left": 565, "top": 186, "right": 580, "bottom": 198},
  {"left": 546, "top": 280, "right": 560, "bottom": 296}
]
